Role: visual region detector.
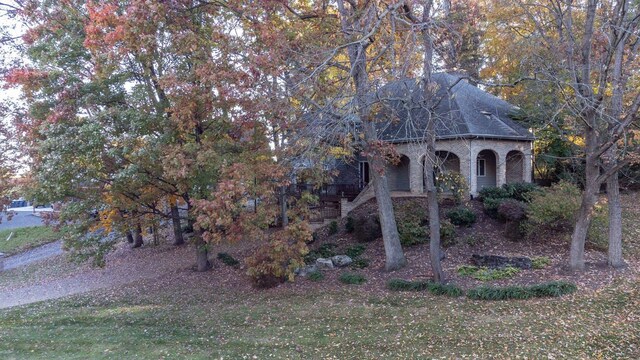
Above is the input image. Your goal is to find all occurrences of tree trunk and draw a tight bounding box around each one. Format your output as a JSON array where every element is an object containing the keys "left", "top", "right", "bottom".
[
  {"left": 607, "top": 164, "right": 625, "bottom": 268},
  {"left": 171, "top": 204, "right": 184, "bottom": 245},
  {"left": 421, "top": 0, "right": 444, "bottom": 282},
  {"left": 569, "top": 125, "right": 599, "bottom": 271},
  {"left": 126, "top": 230, "right": 134, "bottom": 244},
  {"left": 132, "top": 223, "right": 144, "bottom": 248},
  {"left": 364, "top": 134, "right": 408, "bottom": 271},
  {"left": 425, "top": 152, "right": 444, "bottom": 282},
  {"left": 151, "top": 224, "right": 159, "bottom": 245},
  {"left": 193, "top": 231, "right": 211, "bottom": 272},
  {"left": 279, "top": 185, "right": 288, "bottom": 227},
  {"left": 337, "top": 0, "right": 407, "bottom": 271}
]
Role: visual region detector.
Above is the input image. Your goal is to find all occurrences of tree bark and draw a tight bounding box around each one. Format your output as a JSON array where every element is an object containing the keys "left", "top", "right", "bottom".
[
  {"left": 193, "top": 231, "right": 211, "bottom": 272},
  {"left": 363, "top": 131, "right": 408, "bottom": 271},
  {"left": 132, "top": 223, "right": 144, "bottom": 248},
  {"left": 171, "top": 204, "right": 184, "bottom": 245},
  {"left": 425, "top": 152, "right": 444, "bottom": 282},
  {"left": 606, "top": 146, "right": 625, "bottom": 268},
  {"left": 569, "top": 124, "right": 599, "bottom": 271},
  {"left": 420, "top": 0, "right": 444, "bottom": 282},
  {"left": 279, "top": 185, "right": 288, "bottom": 227}
]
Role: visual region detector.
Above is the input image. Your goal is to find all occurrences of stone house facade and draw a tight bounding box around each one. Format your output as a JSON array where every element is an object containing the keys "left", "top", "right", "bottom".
[{"left": 334, "top": 73, "right": 534, "bottom": 214}]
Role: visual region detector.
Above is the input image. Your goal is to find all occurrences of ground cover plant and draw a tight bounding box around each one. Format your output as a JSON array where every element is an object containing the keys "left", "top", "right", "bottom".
[
  {"left": 0, "top": 226, "right": 60, "bottom": 255},
  {"left": 457, "top": 265, "right": 521, "bottom": 281},
  {"left": 339, "top": 272, "right": 367, "bottom": 285},
  {"left": 466, "top": 281, "right": 578, "bottom": 300}
]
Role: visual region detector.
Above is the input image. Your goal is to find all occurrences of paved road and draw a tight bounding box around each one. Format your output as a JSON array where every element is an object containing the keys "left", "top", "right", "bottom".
[
  {"left": 0, "top": 212, "right": 44, "bottom": 231},
  {"left": 2, "top": 241, "right": 63, "bottom": 270}
]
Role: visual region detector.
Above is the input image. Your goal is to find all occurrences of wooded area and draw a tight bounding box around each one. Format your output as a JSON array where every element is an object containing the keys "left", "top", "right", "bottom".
[{"left": 0, "top": 0, "right": 638, "bottom": 283}]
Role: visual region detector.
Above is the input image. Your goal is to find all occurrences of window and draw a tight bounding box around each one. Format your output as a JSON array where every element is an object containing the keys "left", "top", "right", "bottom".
[
  {"left": 477, "top": 158, "right": 486, "bottom": 177},
  {"left": 359, "top": 161, "right": 370, "bottom": 188}
]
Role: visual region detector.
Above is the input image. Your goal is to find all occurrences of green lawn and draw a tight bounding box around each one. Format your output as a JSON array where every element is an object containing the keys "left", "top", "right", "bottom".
[
  {"left": 0, "top": 226, "right": 60, "bottom": 255},
  {"left": 0, "top": 275, "right": 638, "bottom": 359}
]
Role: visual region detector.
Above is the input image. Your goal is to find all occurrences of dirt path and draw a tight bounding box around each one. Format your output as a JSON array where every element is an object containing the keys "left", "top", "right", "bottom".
[
  {"left": 2, "top": 241, "right": 63, "bottom": 270},
  {"left": 0, "top": 243, "right": 195, "bottom": 309}
]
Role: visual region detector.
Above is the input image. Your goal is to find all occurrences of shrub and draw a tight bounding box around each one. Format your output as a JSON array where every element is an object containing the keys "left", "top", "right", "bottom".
[
  {"left": 502, "top": 182, "right": 540, "bottom": 202},
  {"left": 304, "top": 243, "right": 337, "bottom": 264},
  {"left": 436, "top": 172, "right": 469, "bottom": 205},
  {"left": 532, "top": 256, "right": 551, "bottom": 269},
  {"left": 217, "top": 252, "right": 239, "bottom": 267},
  {"left": 328, "top": 220, "right": 338, "bottom": 235},
  {"left": 344, "top": 244, "right": 366, "bottom": 259},
  {"left": 394, "top": 201, "right": 428, "bottom": 246},
  {"left": 498, "top": 199, "right": 528, "bottom": 240},
  {"left": 478, "top": 186, "right": 510, "bottom": 201},
  {"left": 462, "top": 233, "right": 481, "bottom": 246},
  {"left": 353, "top": 215, "right": 382, "bottom": 242},
  {"left": 527, "top": 181, "right": 581, "bottom": 231},
  {"left": 456, "top": 265, "right": 521, "bottom": 281},
  {"left": 308, "top": 271, "right": 324, "bottom": 282},
  {"left": 440, "top": 219, "right": 457, "bottom": 247},
  {"left": 483, "top": 197, "right": 507, "bottom": 219},
  {"left": 528, "top": 182, "right": 608, "bottom": 247},
  {"left": 246, "top": 238, "right": 309, "bottom": 288},
  {"left": 497, "top": 199, "right": 528, "bottom": 222},
  {"left": 395, "top": 200, "right": 427, "bottom": 224},
  {"left": 351, "top": 257, "right": 370, "bottom": 269},
  {"left": 446, "top": 207, "right": 477, "bottom": 227},
  {"left": 339, "top": 272, "right": 366, "bottom": 285},
  {"left": 345, "top": 216, "right": 355, "bottom": 233},
  {"left": 467, "top": 281, "right": 577, "bottom": 300},
  {"left": 397, "top": 219, "right": 428, "bottom": 246}
]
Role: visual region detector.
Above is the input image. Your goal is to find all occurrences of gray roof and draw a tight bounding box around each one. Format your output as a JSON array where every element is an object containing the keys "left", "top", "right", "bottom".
[{"left": 373, "top": 73, "right": 534, "bottom": 142}]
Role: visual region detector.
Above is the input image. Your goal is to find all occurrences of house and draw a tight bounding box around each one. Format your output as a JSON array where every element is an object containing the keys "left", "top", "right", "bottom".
[{"left": 333, "top": 73, "right": 534, "bottom": 216}]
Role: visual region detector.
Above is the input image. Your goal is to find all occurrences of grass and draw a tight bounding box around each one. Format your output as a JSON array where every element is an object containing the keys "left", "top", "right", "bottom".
[
  {"left": 0, "top": 276, "right": 638, "bottom": 359},
  {"left": 0, "top": 226, "right": 60, "bottom": 255}
]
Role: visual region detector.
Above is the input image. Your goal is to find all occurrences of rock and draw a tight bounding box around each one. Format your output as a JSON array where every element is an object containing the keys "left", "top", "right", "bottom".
[
  {"left": 295, "top": 264, "right": 318, "bottom": 277},
  {"left": 331, "top": 255, "right": 353, "bottom": 267},
  {"left": 316, "top": 258, "right": 334, "bottom": 270},
  {"left": 471, "top": 254, "right": 532, "bottom": 269}
]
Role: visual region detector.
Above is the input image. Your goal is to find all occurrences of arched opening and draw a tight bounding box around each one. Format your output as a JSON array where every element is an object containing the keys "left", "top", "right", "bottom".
[
  {"left": 506, "top": 150, "right": 525, "bottom": 184},
  {"left": 476, "top": 149, "right": 497, "bottom": 190},
  {"left": 423, "top": 151, "right": 461, "bottom": 190},
  {"left": 435, "top": 151, "right": 461, "bottom": 174},
  {"left": 387, "top": 155, "right": 411, "bottom": 191}
]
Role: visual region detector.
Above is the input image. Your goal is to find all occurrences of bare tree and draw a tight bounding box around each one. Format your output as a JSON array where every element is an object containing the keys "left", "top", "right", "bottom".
[{"left": 511, "top": 0, "right": 640, "bottom": 270}]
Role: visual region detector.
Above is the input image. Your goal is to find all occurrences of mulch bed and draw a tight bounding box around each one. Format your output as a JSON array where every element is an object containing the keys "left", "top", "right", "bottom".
[{"left": 206, "top": 197, "right": 636, "bottom": 294}]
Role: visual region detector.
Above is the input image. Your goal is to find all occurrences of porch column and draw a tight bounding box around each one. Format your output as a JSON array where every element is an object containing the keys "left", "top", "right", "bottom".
[
  {"left": 408, "top": 153, "right": 423, "bottom": 194},
  {"left": 469, "top": 149, "right": 478, "bottom": 196},
  {"left": 524, "top": 151, "right": 533, "bottom": 183},
  {"left": 496, "top": 151, "right": 507, "bottom": 187},
  {"left": 458, "top": 151, "right": 472, "bottom": 198}
]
